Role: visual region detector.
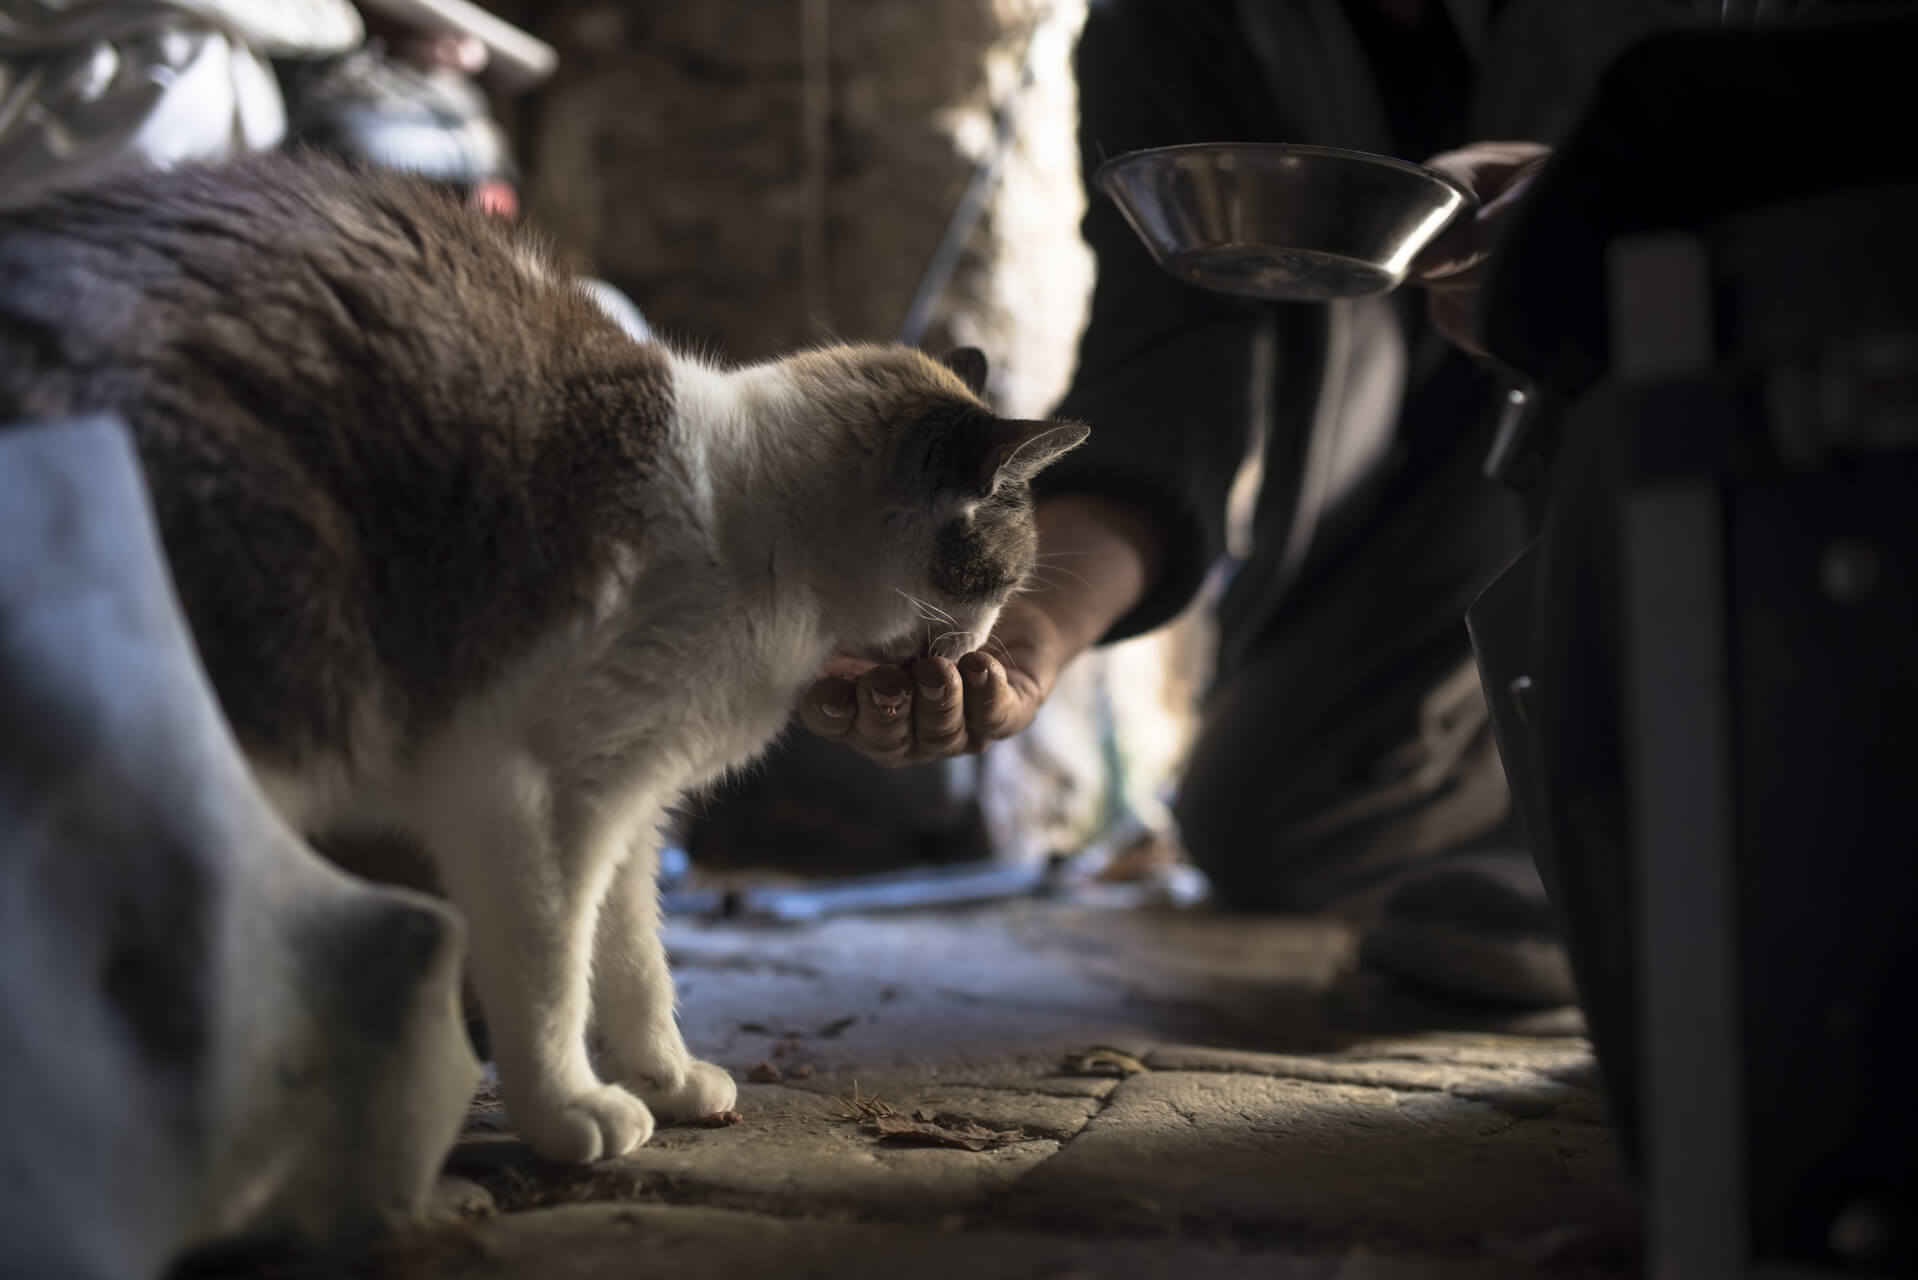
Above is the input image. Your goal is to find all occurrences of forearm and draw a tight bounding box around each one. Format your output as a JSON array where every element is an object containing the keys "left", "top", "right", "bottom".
[
  {"left": 1021, "top": 494, "right": 1167, "bottom": 664},
  {"left": 1028, "top": 0, "right": 1274, "bottom": 645}
]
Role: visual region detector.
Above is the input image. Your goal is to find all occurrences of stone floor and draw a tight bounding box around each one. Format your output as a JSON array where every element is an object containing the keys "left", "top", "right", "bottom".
[{"left": 230, "top": 897, "right": 1640, "bottom": 1279}]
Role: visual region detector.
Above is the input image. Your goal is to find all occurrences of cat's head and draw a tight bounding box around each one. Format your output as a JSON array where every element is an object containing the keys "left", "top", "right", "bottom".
[{"left": 777, "top": 344, "right": 1087, "bottom": 662}]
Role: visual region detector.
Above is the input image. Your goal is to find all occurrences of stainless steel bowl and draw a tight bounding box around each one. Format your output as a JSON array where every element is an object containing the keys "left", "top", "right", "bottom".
[{"left": 1095, "top": 142, "right": 1476, "bottom": 302}]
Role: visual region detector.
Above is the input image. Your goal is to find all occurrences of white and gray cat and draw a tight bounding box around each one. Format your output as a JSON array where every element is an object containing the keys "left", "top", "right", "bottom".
[{"left": 0, "top": 153, "right": 1086, "bottom": 1164}]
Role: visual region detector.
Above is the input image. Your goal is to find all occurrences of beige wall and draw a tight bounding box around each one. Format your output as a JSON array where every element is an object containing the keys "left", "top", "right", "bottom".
[{"left": 491, "top": 0, "right": 1091, "bottom": 420}]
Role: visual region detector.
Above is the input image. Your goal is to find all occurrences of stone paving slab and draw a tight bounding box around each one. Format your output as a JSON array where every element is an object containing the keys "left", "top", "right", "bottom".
[
  {"left": 1009, "top": 1068, "right": 1636, "bottom": 1264},
  {"left": 324, "top": 1202, "right": 1631, "bottom": 1280},
  {"left": 206, "top": 902, "right": 1642, "bottom": 1278},
  {"left": 1141, "top": 1039, "right": 1613, "bottom": 1125},
  {"left": 450, "top": 1074, "right": 1104, "bottom": 1221}
]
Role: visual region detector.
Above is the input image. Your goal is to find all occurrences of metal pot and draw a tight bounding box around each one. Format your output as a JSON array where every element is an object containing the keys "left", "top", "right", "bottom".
[{"left": 1095, "top": 142, "right": 1475, "bottom": 302}]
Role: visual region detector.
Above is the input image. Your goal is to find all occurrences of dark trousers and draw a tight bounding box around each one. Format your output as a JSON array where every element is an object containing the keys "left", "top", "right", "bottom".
[{"left": 1176, "top": 408, "right": 1532, "bottom": 911}]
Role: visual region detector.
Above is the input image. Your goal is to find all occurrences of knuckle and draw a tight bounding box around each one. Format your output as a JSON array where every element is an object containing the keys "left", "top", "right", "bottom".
[
  {"left": 852, "top": 722, "right": 907, "bottom": 748},
  {"left": 920, "top": 729, "right": 968, "bottom": 755}
]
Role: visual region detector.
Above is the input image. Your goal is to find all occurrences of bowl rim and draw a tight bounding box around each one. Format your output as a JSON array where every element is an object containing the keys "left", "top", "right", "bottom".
[{"left": 1094, "top": 141, "right": 1478, "bottom": 209}]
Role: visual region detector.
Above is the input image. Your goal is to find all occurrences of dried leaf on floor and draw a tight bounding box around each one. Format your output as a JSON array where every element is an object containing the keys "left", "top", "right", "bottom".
[
  {"left": 747, "top": 1061, "right": 783, "bottom": 1084},
  {"left": 1060, "top": 1045, "right": 1150, "bottom": 1077},
  {"left": 789, "top": 1063, "right": 816, "bottom": 1079},
  {"left": 819, "top": 1016, "right": 858, "bottom": 1038},
  {"left": 867, "top": 1113, "right": 1025, "bottom": 1151},
  {"left": 771, "top": 1038, "right": 801, "bottom": 1058}
]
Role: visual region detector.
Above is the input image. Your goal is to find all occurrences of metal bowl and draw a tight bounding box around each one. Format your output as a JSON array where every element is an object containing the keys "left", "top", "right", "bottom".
[{"left": 1095, "top": 142, "right": 1476, "bottom": 302}]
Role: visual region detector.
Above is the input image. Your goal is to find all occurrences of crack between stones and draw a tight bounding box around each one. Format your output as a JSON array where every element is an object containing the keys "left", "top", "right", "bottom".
[
  {"left": 985, "top": 1071, "right": 1136, "bottom": 1201},
  {"left": 1139, "top": 1061, "right": 1588, "bottom": 1103}
]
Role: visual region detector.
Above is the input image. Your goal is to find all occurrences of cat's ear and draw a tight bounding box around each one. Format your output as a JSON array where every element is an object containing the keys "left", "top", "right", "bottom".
[
  {"left": 961, "top": 418, "right": 1090, "bottom": 495},
  {"left": 942, "top": 347, "right": 990, "bottom": 398}
]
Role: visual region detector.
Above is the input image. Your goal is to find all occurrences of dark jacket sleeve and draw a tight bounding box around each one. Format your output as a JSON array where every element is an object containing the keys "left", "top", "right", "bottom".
[{"left": 1035, "top": 0, "right": 1285, "bottom": 642}]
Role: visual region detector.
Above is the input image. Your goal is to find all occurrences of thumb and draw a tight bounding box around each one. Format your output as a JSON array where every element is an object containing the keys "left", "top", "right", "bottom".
[{"left": 1412, "top": 143, "right": 1551, "bottom": 281}]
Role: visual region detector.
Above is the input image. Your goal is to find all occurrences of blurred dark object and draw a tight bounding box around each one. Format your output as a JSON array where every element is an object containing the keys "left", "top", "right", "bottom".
[
  {"left": 0, "top": 0, "right": 362, "bottom": 199},
  {"left": 1471, "top": 12, "right": 1918, "bottom": 1277},
  {"left": 686, "top": 737, "right": 991, "bottom": 878},
  {"left": 667, "top": 810, "right": 1199, "bottom": 923},
  {"left": 279, "top": 40, "right": 518, "bottom": 202},
  {"left": 353, "top": 0, "right": 556, "bottom": 92}
]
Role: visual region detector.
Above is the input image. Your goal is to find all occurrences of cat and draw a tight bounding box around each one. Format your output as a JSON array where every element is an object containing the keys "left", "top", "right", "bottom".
[{"left": 0, "top": 152, "right": 1087, "bottom": 1164}]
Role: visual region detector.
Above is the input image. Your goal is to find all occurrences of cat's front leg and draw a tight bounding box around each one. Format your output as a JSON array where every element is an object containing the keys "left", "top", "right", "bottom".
[
  {"left": 592, "top": 828, "right": 738, "bottom": 1123},
  {"left": 425, "top": 768, "right": 655, "bottom": 1163}
]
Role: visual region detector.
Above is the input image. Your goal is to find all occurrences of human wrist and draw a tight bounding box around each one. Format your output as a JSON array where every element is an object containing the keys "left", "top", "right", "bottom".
[{"left": 1026, "top": 494, "right": 1166, "bottom": 660}]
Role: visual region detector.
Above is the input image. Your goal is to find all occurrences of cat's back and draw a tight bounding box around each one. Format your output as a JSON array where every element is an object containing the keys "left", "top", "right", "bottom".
[
  {"left": 0, "top": 151, "right": 587, "bottom": 428},
  {"left": 0, "top": 153, "right": 677, "bottom": 766}
]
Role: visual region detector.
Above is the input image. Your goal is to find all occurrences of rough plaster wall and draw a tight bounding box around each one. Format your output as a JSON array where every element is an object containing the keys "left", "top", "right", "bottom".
[
  {"left": 932, "top": 0, "right": 1092, "bottom": 419},
  {"left": 492, "top": 0, "right": 1092, "bottom": 402},
  {"left": 491, "top": 0, "right": 1201, "bottom": 865}
]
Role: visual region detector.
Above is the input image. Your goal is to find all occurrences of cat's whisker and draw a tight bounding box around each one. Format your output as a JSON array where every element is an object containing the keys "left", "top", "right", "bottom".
[
  {"left": 1010, "top": 580, "right": 1059, "bottom": 601},
  {"left": 891, "top": 586, "right": 957, "bottom": 630},
  {"left": 917, "top": 595, "right": 960, "bottom": 627},
  {"left": 985, "top": 632, "right": 1023, "bottom": 679},
  {"left": 1028, "top": 562, "right": 1093, "bottom": 589}
]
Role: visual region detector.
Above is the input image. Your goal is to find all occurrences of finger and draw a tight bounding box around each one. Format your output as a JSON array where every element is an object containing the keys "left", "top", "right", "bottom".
[
  {"left": 1422, "top": 141, "right": 1550, "bottom": 193},
  {"left": 909, "top": 657, "right": 968, "bottom": 757},
  {"left": 1478, "top": 162, "right": 1545, "bottom": 219},
  {"left": 798, "top": 676, "right": 858, "bottom": 740},
  {"left": 1412, "top": 166, "right": 1546, "bottom": 282},
  {"left": 1412, "top": 172, "right": 1492, "bottom": 279},
  {"left": 1425, "top": 282, "right": 1489, "bottom": 359},
  {"left": 1414, "top": 144, "right": 1551, "bottom": 280},
  {"left": 1412, "top": 217, "right": 1483, "bottom": 282},
  {"left": 824, "top": 652, "right": 878, "bottom": 680},
  {"left": 851, "top": 665, "right": 914, "bottom": 757},
  {"left": 959, "top": 653, "right": 1023, "bottom": 743}
]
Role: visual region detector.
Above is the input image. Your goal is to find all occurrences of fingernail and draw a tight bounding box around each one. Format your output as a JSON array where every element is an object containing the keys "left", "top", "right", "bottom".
[
  {"left": 868, "top": 668, "right": 910, "bottom": 707},
  {"left": 820, "top": 695, "right": 852, "bottom": 719},
  {"left": 961, "top": 662, "right": 990, "bottom": 689},
  {"left": 918, "top": 671, "right": 949, "bottom": 698}
]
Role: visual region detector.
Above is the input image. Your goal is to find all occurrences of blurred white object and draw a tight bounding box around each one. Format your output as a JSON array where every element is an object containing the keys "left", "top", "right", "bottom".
[
  {"left": 579, "top": 277, "right": 653, "bottom": 343},
  {"left": 0, "top": 0, "right": 362, "bottom": 199},
  {"left": 0, "top": 2, "right": 364, "bottom": 54},
  {"left": 354, "top": 0, "right": 555, "bottom": 92},
  {"left": 0, "top": 416, "right": 477, "bottom": 1280}
]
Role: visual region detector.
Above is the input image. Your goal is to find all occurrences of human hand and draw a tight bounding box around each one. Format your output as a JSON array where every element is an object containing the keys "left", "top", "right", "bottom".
[
  {"left": 1412, "top": 141, "right": 1552, "bottom": 358},
  {"left": 800, "top": 494, "right": 1164, "bottom": 766},
  {"left": 798, "top": 596, "right": 1066, "bottom": 766}
]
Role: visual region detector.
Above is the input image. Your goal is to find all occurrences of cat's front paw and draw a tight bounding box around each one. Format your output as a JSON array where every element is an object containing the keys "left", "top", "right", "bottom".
[
  {"left": 511, "top": 1082, "right": 655, "bottom": 1163},
  {"left": 626, "top": 1058, "right": 739, "bottom": 1125}
]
